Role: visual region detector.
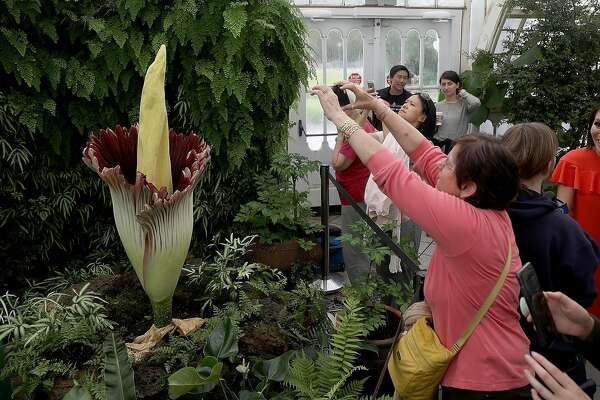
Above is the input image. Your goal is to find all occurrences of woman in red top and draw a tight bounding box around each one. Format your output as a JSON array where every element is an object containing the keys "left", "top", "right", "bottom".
[
  {"left": 552, "top": 105, "right": 600, "bottom": 316},
  {"left": 331, "top": 85, "right": 376, "bottom": 282}
]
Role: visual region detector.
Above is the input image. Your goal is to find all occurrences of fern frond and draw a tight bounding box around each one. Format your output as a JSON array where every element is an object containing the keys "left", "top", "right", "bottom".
[{"left": 324, "top": 367, "right": 367, "bottom": 400}]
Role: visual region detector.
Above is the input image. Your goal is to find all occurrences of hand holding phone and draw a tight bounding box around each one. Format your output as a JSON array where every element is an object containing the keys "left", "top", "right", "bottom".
[
  {"left": 516, "top": 263, "right": 560, "bottom": 349},
  {"left": 367, "top": 81, "right": 375, "bottom": 93}
]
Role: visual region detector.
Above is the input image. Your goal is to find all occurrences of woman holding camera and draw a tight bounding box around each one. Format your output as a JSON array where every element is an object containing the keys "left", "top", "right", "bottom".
[{"left": 312, "top": 81, "right": 530, "bottom": 398}]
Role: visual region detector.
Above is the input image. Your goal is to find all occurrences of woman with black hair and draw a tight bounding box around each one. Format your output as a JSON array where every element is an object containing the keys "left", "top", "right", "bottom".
[
  {"left": 435, "top": 70, "right": 481, "bottom": 153},
  {"left": 364, "top": 92, "right": 437, "bottom": 276}
]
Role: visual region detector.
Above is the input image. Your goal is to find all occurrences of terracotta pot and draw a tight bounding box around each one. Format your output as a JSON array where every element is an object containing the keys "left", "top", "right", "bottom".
[
  {"left": 366, "top": 305, "right": 403, "bottom": 346},
  {"left": 247, "top": 239, "right": 322, "bottom": 271}
]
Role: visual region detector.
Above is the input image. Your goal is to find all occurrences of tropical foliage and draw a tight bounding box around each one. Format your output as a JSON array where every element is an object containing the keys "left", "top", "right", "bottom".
[
  {"left": 493, "top": 0, "right": 600, "bottom": 148},
  {"left": 0, "top": 0, "right": 311, "bottom": 285},
  {"left": 235, "top": 152, "right": 320, "bottom": 244}
]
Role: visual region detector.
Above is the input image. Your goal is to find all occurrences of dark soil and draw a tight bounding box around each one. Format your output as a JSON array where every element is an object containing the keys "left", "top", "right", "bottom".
[
  {"left": 74, "top": 272, "right": 201, "bottom": 342},
  {"left": 239, "top": 324, "right": 288, "bottom": 358},
  {"left": 47, "top": 272, "right": 299, "bottom": 399},
  {"left": 43, "top": 343, "right": 96, "bottom": 367},
  {"left": 134, "top": 365, "right": 167, "bottom": 399}
]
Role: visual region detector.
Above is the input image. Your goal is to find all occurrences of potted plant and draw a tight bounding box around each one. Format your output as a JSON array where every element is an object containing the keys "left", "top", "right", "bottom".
[
  {"left": 234, "top": 152, "right": 322, "bottom": 270},
  {"left": 339, "top": 220, "right": 418, "bottom": 394}
]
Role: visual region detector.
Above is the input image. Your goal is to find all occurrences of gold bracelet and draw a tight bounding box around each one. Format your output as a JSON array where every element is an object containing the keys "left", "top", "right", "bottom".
[{"left": 338, "top": 119, "right": 361, "bottom": 141}]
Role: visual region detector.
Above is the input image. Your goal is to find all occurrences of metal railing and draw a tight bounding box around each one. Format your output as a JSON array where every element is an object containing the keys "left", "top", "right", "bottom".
[{"left": 315, "top": 164, "right": 422, "bottom": 292}]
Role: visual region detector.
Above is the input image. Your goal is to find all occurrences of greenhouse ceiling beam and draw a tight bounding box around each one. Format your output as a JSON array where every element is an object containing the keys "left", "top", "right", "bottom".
[{"left": 298, "top": 7, "right": 463, "bottom": 19}]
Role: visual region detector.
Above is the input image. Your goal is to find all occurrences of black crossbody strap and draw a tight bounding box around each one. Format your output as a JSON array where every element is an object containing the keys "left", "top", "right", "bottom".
[{"left": 328, "top": 171, "right": 419, "bottom": 274}]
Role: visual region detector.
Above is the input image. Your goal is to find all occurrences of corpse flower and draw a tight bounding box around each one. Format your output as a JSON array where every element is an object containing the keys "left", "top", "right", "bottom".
[{"left": 82, "top": 45, "right": 210, "bottom": 328}]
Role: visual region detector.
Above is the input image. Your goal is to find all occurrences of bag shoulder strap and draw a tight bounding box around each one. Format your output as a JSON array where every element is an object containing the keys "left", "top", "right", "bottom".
[{"left": 450, "top": 245, "right": 512, "bottom": 354}]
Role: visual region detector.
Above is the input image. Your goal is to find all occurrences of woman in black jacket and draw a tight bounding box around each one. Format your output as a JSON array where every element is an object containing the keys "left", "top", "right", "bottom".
[
  {"left": 502, "top": 122, "right": 600, "bottom": 396},
  {"left": 524, "top": 291, "right": 599, "bottom": 400}
]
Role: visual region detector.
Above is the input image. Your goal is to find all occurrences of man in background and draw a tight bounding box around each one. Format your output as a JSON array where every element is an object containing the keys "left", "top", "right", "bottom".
[{"left": 370, "top": 65, "right": 412, "bottom": 130}]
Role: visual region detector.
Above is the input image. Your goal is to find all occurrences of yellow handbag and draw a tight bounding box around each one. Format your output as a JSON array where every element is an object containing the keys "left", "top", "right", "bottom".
[{"left": 388, "top": 246, "right": 512, "bottom": 400}]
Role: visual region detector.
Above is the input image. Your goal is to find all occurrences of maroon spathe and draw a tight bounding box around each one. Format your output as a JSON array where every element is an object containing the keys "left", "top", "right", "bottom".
[{"left": 83, "top": 125, "right": 211, "bottom": 195}]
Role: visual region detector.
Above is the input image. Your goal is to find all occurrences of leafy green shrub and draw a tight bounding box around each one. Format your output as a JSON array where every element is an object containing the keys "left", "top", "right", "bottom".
[
  {"left": 460, "top": 50, "right": 507, "bottom": 128},
  {"left": 168, "top": 317, "right": 297, "bottom": 399},
  {"left": 493, "top": 0, "right": 600, "bottom": 148},
  {"left": 0, "top": 284, "right": 114, "bottom": 397},
  {"left": 0, "top": 0, "right": 310, "bottom": 284},
  {"left": 235, "top": 152, "right": 320, "bottom": 244},
  {"left": 183, "top": 234, "right": 287, "bottom": 313}
]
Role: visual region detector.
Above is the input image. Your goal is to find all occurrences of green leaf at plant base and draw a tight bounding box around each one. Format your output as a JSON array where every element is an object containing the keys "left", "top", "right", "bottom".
[
  {"left": 205, "top": 318, "right": 239, "bottom": 360},
  {"left": 168, "top": 360, "right": 223, "bottom": 400},
  {"left": 253, "top": 350, "right": 295, "bottom": 382},
  {"left": 239, "top": 391, "right": 267, "bottom": 400},
  {"left": 63, "top": 384, "right": 93, "bottom": 400},
  {"left": 103, "top": 333, "right": 136, "bottom": 400},
  {"left": 168, "top": 367, "right": 204, "bottom": 399}
]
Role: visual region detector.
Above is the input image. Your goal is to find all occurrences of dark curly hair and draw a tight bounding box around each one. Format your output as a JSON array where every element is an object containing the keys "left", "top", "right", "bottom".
[
  {"left": 453, "top": 134, "right": 519, "bottom": 210},
  {"left": 586, "top": 105, "right": 600, "bottom": 148}
]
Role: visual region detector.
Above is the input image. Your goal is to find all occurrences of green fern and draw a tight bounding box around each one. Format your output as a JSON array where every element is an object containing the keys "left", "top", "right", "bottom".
[
  {"left": 149, "top": 335, "right": 204, "bottom": 374},
  {"left": 286, "top": 296, "right": 373, "bottom": 400},
  {"left": 0, "top": 0, "right": 310, "bottom": 284}
]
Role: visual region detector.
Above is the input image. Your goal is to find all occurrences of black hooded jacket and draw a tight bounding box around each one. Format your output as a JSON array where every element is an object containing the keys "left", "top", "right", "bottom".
[{"left": 509, "top": 189, "right": 600, "bottom": 374}]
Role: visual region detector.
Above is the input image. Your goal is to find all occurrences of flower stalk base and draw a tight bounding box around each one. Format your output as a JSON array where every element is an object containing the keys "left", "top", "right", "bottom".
[{"left": 151, "top": 297, "right": 173, "bottom": 328}]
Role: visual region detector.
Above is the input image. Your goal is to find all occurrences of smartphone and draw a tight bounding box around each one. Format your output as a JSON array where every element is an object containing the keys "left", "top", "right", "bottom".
[
  {"left": 516, "top": 263, "right": 559, "bottom": 348},
  {"left": 367, "top": 81, "right": 375, "bottom": 91}
]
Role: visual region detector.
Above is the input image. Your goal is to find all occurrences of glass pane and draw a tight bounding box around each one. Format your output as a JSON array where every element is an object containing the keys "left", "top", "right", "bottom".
[
  {"left": 306, "top": 30, "right": 323, "bottom": 145},
  {"left": 326, "top": 29, "right": 344, "bottom": 85},
  {"left": 407, "top": 0, "right": 435, "bottom": 6},
  {"left": 502, "top": 18, "right": 522, "bottom": 31},
  {"left": 344, "top": 0, "right": 365, "bottom": 4},
  {"left": 437, "top": 0, "right": 464, "bottom": 6},
  {"left": 405, "top": 29, "right": 421, "bottom": 86},
  {"left": 423, "top": 30, "right": 439, "bottom": 86},
  {"left": 385, "top": 30, "right": 402, "bottom": 85},
  {"left": 310, "top": 0, "right": 343, "bottom": 5},
  {"left": 326, "top": 29, "right": 344, "bottom": 145},
  {"left": 347, "top": 29, "right": 364, "bottom": 86},
  {"left": 293, "top": 0, "right": 309, "bottom": 4},
  {"left": 494, "top": 30, "right": 513, "bottom": 54}
]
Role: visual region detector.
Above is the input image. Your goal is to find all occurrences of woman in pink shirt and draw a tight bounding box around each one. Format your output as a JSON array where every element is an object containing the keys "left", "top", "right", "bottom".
[{"left": 312, "top": 82, "right": 531, "bottom": 398}]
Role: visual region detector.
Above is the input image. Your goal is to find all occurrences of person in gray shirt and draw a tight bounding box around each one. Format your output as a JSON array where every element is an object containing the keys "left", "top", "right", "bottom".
[{"left": 435, "top": 70, "right": 481, "bottom": 153}]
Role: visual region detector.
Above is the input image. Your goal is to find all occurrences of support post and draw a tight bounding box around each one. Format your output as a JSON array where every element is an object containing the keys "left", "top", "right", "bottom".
[
  {"left": 321, "top": 164, "right": 330, "bottom": 288},
  {"left": 312, "top": 164, "right": 344, "bottom": 293}
]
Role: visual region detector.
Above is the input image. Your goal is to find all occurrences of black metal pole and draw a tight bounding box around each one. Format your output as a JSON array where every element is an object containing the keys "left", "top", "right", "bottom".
[{"left": 320, "top": 164, "right": 330, "bottom": 291}]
